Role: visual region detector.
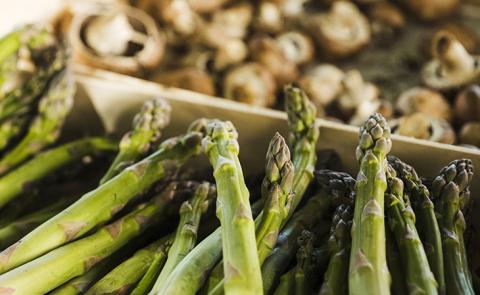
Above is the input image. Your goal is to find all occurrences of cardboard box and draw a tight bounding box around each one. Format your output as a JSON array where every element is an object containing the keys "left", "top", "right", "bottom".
[{"left": 71, "top": 64, "right": 480, "bottom": 268}]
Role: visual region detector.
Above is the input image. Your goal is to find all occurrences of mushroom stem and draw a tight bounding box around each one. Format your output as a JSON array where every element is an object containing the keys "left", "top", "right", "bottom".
[{"left": 435, "top": 33, "right": 475, "bottom": 75}]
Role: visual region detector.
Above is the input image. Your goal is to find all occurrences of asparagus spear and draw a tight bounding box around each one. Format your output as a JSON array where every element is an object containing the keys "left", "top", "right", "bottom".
[
  {"left": 0, "top": 69, "right": 75, "bottom": 175},
  {"left": 130, "top": 250, "right": 168, "bottom": 295},
  {"left": 100, "top": 98, "right": 171, "bottom": 184},
  {"left": 0, "top": 183, "right": 184, "bottom": 294},
  {"left": 203, "top": 133, "right": 295, "bottom": 294},
  {"left": 386, "top": 228, "right": 407, "bottom": 295},
  {"left": 319, "top": 203, "right": 353, "bottom": 295},
  {"left": 388, "top": 156, "right": 445, "bottom": 294},
  {"left": 0, "top": 137, "right": 116, "bottom": 209},
  {"left": 431, "top": 159, "right": 475, "bottom": 295},
  {"left": 151, "top": 182, "right": 215, "bottom": 293},
  {"left": 262, "top": 170, "right": 355, "bottom": 294},
  {"left": 284, "top": 85, "right": 319, "bottom": 221},
  {"left": 85, "top": 236, "right": 172, "bottom": 295},
  {"left": 273, "top": 268, "right": 295, "bottom": 295},
  {"left": 294, "top": 230, "right": 315, "bottom": 295},
  {"left": 202, "top": 119, "right": 263, "bottom": 294},
  {"left": 385, "top": 167, "right": 438, "bottom": 295},
  {"left": 349, "top": 113, "right": 392, "bottom": 295},
  {"left": 0, "top": 131, "right": 202, "bottom": 274}
]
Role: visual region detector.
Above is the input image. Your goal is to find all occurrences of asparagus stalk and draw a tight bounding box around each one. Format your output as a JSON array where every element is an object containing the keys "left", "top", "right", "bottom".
[
  {"left": 0, "top": 184, "right": 184, "bottom": 294},
  {"left": 284, "top": 85, "right": 319, "bottom": 221},
  {"left": 273, "top": 268, "right": 295, "bottom": 295},
  {"left": 294, "top": 230, "right": 315, "bottom": 295},
  {"left": 349, "top": 113, "right": 392, "bottom": 295},
  {"left": 386, "top": 228, "right": 407, "bottom": 295},
  {"left": 388, "top": 156, "right": 445, "bottom": 294},
  {"left": 0, "top": 69, "right": 75, "bottom": 174},
  {"left": 262, "top": 170, "right": 355, "bottom": 294},
  {"left": 130, "top": 250, "right": 169, "bottom": 295},
  {"left": 431, "top": 159, "right": 475, "bottom": 295},
  {"left": 151, "top": 182, "right": 215, "bottom": 293},
  {"left": 100, "top": 98, "right": 171, "bottom": 184},
  {"left": 85, "top": 236, "right": 172, "bottom": 295},
  {"left": 0, "top": 115, "right": 29, "bottom": 152},
  {"left": 0, "top": 131, "right": 202, "bottom": 273},
  {"left": 202, "top": 119, "right": 262, "bottom": 294},
  {"left": 385, "top": 167, "right": 438, "bottom": 295},
  {"left": 0, "top": 137, "right": 116, "bottom": 210},
  {"left": 0, "top": 196, "right": 75, "bottom": 250},
  {"left": 319, "top": 203, "right": 353, "bottom": 295}
]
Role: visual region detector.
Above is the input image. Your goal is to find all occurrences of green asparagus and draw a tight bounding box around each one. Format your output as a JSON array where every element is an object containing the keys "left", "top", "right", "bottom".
[
  {"left": 386, "top": 228, "right": 407, "bottom": 295},
  {"left": 0, "top": 131, "right": 202, "bottom": 274},
  {"left": 349, "top": 113, "right": 392, "bottom": 295},
  {"left": 85, "top": 236, "right": 172, "bottom": 295},
  {"left": 273, "top": 268, "right": 295, "bottom": 295},
  {"left": 0, "top": 69, "right": 75, "bottom": 175},
  {"left": 0, "top": 137, "right": 116, "bottom": 210},
  {"left": 320, "top": 204, "right": 353, "bottom": 295},
  {"left": 294, "top": 230, "right": 315, "bottom": 295},
  {"left": 385, "top": 167, "right": 437, "bottom": 295},
  {"left": 151, "top": 182, "right": 215, "bottom": 293},
  {"left": 431, "top": 159, "right": 475, "bottom": 295},
  {"left": 100, "top": 98, "right": 171, "bottom": 184},
  {"left": 388, "top": 155, "right": 445, "bottom": 294},
  {"left": 130, "top": 250, "right": 169, "bottom": 295},
  {"left": 284, "top": 85, "right": 319, "bottom": 221},
  {"left": 202, "top": 119, "right": 262, "bottom": 294},
  {"left": 0, "top": 184, "right": 184, "bottom": 294}
]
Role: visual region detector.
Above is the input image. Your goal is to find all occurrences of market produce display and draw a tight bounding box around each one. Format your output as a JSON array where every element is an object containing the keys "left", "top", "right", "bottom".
[
  {"left": 0, "top": 21, "right": 478, "bottom": 294},
  {"left": 64, "top": 0, "right": 480, "bottom": 149}
]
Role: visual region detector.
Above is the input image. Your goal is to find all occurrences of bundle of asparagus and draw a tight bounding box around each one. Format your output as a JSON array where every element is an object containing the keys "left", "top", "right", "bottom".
[{"left": 0, "top": 28, "right": 477, "bottom": 294}]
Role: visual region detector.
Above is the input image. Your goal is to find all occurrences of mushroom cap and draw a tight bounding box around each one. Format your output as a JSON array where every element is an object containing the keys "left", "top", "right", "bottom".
[
  {"left": 153, "top": 67, "right": 216, "bottom": 96},
  {"left": 298, "top": 64, "right": 344, "bottom": 107},
  {"left": 405, "top": 0, "right": 460, "bottom": 21},
  {"left": 368, "top": 2, "right": 405, "bottom": 31},
  {"left": 337, "top": 69, "right": 379, "bottom": 115},
  {"left": 459, "top": 122, "right": 480, "bottom": 147},
  {"left": 223, "top": 62, "right": 277, "bottom": 107},
  {"left": 307, "top": 1, "right": 371, "bottom": 58},
  {"left": 454, "top": 85, "right": 480, "bottom": 124},
  {"left": 396, "top": 87, "right": 452, "bottom": 121},
  {"left": 390, "top": 113, "right": 456, "bottom": 144},
  {"left": 69, "top": 4, "right": 165, "bottom": 76},
  {"left": 422, "top": 32, "right": 480, "bottom": 90},
  {"left": 276, "top": 31, "right": 315, "bottom": 65},
  {"left": 255, "top": 1, "right": 283, "bottom": 33}
]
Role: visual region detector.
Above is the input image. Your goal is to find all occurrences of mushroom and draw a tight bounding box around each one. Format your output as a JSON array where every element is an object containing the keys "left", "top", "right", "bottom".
[
  {"left": 255, "top": 1, "right": 284, "bottom": 33},
  {"left": 156, "top": 0, "right": 200, "bottom": 35},
  {"left": 186, "top": 0, "right": 230, "bottom": 14},
  {"left": 368, "top": 2, "right": 405, "bottom": 40},
  {"left": 422, "top": 32, "right": 480, "bottom": 90},
  {"left": 276, "top": 31, "right": 315, "bottom": 65},
  {"left": 336, "top": 69, "right": 379, "bottom": 119},
  {"left": 223, "top": 62, "right": 277, "bottom": 107},
  {"left": 404, "top": 0, "right": 459, "bottom": 21},
  {"left": 396, "top": 87, "right": 452, "bottom": 122},
  {"left": 423, "top": 23, "right": 478, "bottom": 58},
  {"left": 153, "top": 67, "right": 216, "bottom": 96},
  {"left": 248, "top": 34, "right": 299, "bottom": 85},
  {"left": 390, "top": 113, "right": 456, "bottom": 144},
  {"left": 306, "top": 1, "right": 371, "bottom": 58},
  {"left": 69, "top": 4, "right": 165, "bottom": 76},
  {"left": 459, "top": 122, "right": 480, "bottom": 147},
  {"left": 454, "top": 85, "right": 480, "bottom": 125},
  {"left": 207, "top": 2, "right": 253, "bottom": 40},
  {"left": 298, "top": 64, "right": 344, "bottom": 108},
  {"left": 212, "top": 38, "right": 248, "bottom": 71}
]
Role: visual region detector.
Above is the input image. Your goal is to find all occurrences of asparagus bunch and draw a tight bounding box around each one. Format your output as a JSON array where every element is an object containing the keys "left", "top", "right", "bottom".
[
  {"left": 100, "top": 98, "right": 172, "bottom": 184},
  {"left": 151, "top": 182, "right": 215, "bottom": 293},
  {"left": 385, "top": 166, "right": 437, "bottom": 294},
  {"left": 0, "top": 68, "right": 75, "bottom": 174},
  {"left": 349, "top": 113, "right": 392, "bottom": 295},
  {"left": 0, "top": 137, "right": 116, "bottom": 209},
  {"left": 202, "top": 119, "right": 263, "bottom": 294},
  {"left": 0, "top": 183, "right": 188, "bottom": 294},
  {"left": 319, "top": 203, "right": 353, "bottom": 295},
  {"left": 388, "top": 156, "right": 445, "bottom": 294},
  {"left": 431, "top": 159, "right": 475, "bottom": 295},
  {"left": 0, "top": 131, "right": 202, "bottom": 273},
  {"left": 284, "top": 85, "right": 319, "bottom": 221}
]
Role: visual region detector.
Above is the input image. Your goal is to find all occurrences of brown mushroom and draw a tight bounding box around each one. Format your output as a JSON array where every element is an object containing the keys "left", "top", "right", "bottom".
[
  {"left": 336, "top": 70, "right": 379, "bottom": 119},
  {"left": 459, "top": 122, "right": 480, "bottom": 147},
  {"left": 454, "top": 85, "right": 480, "bottom": 125},
  {"left": 208, "top": 2, "right": 253, "bottom": 40},
  {"left": 276, "top": 31, "right": 315, "bottom": 65},
  {"left": 306, "top": 1, "right": 371, "bottom": 58},
  {"left": 390, "top": 113, "right": 456, "bottom": 144},
  {"left": 69, "top": 4, "right": 165, "bottom": 76},
  {"left": 249, "top": 35, "right": 299, "bottom": 85},
  {"left": 187, "top": 0, "right": 230, "bottom": 14},
  {"left": 153, "top": 67, "right": 216, "bottom": 96},
  {"left": 255, "top": 1, "right": 284, "bottom": 33},
  {"left": 223, "top": 63, "right": 277, "bottom": 107},
  {"left": 298, "top": 64, "right": 344, "bottom": 108},
  {"left": 368, "top": 2, "right": 405, "bottom": 39},
  {"left": 423, "top": 23, "right": 478, "bottom": 57},
  {"left": 156, "top": 0, "right": 200, "bottom": 36},
  {"left": 396, "top": 87, "right": 452, "bottom": 122},
  {"left": 404, "top": 0, "right": 459, "bottom": 21}
]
